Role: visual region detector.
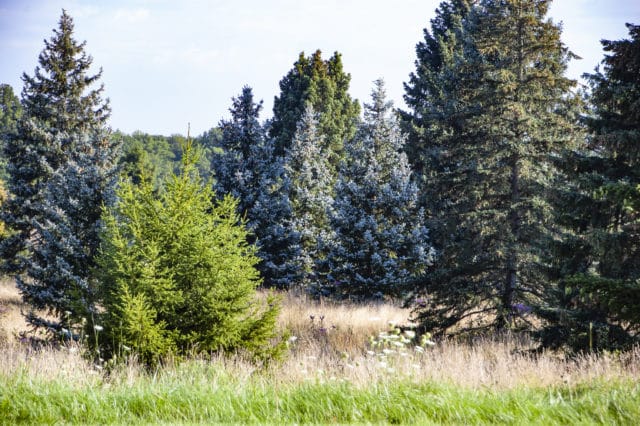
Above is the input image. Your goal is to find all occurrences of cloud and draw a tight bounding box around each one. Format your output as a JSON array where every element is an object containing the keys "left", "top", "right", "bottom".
[
  {"left": 114, "top": 8, "right": 150, "bottom": 24},
  {"left": 182, "top": 46, "right": 221, "bottom": 66},
  {"left": 72, "top": 5, "right": 100, "bottom": 19}
]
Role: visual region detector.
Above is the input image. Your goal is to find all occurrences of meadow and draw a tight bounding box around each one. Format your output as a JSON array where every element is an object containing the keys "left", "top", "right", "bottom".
[{"left": 1, "top": 279, "right": 640, "bottom": 424}]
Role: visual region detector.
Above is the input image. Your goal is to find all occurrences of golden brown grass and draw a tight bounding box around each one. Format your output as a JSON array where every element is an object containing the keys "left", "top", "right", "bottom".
[
  {"left": 1, "top": 278, "right": 639, "bottom": 391},
  {"left": 277, "top": 290, "right": 412, "bottom": 354},
  {"left": 0, "top": 278, "right": 28, "bottom": 344}
]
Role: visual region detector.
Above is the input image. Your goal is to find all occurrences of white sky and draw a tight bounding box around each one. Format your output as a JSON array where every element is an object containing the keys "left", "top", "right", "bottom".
[{"left": 1, "top": 0, "right": 639, "bottom": 136}]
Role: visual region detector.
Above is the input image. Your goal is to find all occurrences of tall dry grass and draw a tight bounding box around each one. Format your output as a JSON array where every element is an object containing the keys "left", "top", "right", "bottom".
[
  {"left": 1, "top": 278, "right": 639, "bottom": 390},
  {"left": 0, "top": 277, "right": 27, "bottom": 344}
]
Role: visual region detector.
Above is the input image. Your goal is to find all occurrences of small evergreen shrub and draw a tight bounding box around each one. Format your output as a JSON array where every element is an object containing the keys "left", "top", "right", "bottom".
[{"left": 95, "top": 141, "right": 285, "bottom": 366}]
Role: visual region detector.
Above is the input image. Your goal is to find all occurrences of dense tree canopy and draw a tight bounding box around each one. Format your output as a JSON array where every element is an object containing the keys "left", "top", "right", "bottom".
[{"left": 1, "top": 5, "right": 639, "bottom": 356}]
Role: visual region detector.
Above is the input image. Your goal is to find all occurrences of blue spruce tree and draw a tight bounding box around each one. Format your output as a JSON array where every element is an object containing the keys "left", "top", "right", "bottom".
[
  {"left": 0, "top": 11, "right": 119, "bottom": 332},
  {"left": 211, "top": 86, "right": 298, "bottom": 288},
  {"left": 325, "top": 80, "right": 433, "bottom": 299},
  {"left": 284, "top": 104, "right": 335, "bottom": 290},
  {"left": 28, "top": 131, "right": 119, "bottom": 330}
]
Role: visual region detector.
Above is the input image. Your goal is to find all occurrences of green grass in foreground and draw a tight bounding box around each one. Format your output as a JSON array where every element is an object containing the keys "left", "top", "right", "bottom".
[{"left": 1, "top": 363, "right": 639, "bottom": 425}]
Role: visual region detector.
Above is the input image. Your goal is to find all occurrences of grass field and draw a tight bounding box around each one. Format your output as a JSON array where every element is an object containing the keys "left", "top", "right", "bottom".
[{"left": 2, "top": 279, "right": 640, "bottom": 424}]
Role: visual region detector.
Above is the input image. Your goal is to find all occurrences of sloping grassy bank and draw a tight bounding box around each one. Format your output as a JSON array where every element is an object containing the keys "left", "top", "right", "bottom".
[{"left": 2, "top": 362, "right": 639, "bottom": 425}]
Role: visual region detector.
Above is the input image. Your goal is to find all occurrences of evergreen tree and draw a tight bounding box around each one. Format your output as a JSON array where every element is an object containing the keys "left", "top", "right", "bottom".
[
  {"left": 0, "top": 10, "right": 116, "bottom": 331},
  {"left": 399, "top": 0, "right": 475, "bottom": 179},
  {"left": 96, "top": 142, "right": 284, "bottom": 366},
  {"left": 407, "top": 0, "right": 582, "bottom": 335},
  {"left": 540, "top": 23, "right": 640, "bottom": 351},
  {"left": 270, "top": 50, "right": 360, "bottom": 171},
  {"left": 212, "top": 86, "right": 298, "bottom": 288},
  {"left": 325, "top": 80, "right": 433, "bottom": 300},
  {"left": 0, "top": 84, "right": 22, "bottom": 158},
  {"left": 25, "top": 131, "right": 119, "bottom": 330},
  {"left": 284, "top": 104, "right": 335, "bottom": 289},
  {"left": 0, "top": 84, "right": 21, "bottom": 225}
]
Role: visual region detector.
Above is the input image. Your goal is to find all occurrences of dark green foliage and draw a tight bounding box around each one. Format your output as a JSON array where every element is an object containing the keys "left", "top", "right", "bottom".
[
  {"left": 270, "top": 50, "right": 360, "bottom": 171},
  {"left": 0, "top": 10, "right": 118, "bottom": 332},
  {"left": 0, "top": 84, "right": 22, "bottom": 180},
  {"left": 211, "top": 86, "right": 299, "bottom": 289},
  {"left": 406, "top": 0, "right": 582, "bottom": 335},
  {"left": 540, "top": 23, "right": 640, "bottom": 351},
  {"left": 400, "top": 0, "right": 474, "bottom": 178},
  {"left": 96, "top": 142, "right": 285, "bottom": 366}
]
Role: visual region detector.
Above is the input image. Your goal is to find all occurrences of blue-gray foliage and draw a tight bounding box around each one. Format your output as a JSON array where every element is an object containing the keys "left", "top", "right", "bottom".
[
  {"left": 0, "top": 11, "right": 120, "bottom": 332},
  {"left": 211, "top": 86, "right": 299, "bottom": 288},
  {"left": 324, "top": 80, "right": 433, "bottom": 299},
  {"left": 284, "top": 104, "right": 336, "bottom": 290}
]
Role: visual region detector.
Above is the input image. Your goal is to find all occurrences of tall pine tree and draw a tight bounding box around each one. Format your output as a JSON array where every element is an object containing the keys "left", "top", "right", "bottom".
[
  {"left": 0, "top": 10, "right": 118, "bottom": 331},
  {"left": 270, "top": 50, "right": 360, "bottom": 171},
  {"left": 407, "top": 0, "right": 582, "bottom": 335},
  {"left": 540, "top": 23, "right": 640, "bottom": 351},
  {"left": 211, "top": 86, "right": 298, "bottom": 289},
  {"left": 325, "top": 80, "right": 433, "bottom": 300}
]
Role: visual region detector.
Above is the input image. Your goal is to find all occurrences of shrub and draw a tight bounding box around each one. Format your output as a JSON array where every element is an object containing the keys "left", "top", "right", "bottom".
[{"left": 94, "top": 141, "right": 285, "bottom": 366}]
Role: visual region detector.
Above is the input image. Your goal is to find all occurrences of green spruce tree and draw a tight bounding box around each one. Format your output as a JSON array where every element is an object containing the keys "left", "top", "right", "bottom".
[
  {"left": 270, "top": 50, "right": 360, "bottom": 171},
  {"left": 407, "top": 0, "right": 582, "bottom": 335},
  {"left": 96, "top": 141, "right": 284, "bottom": 366},
  {"left": 400, "top": 0, "right": 475, "bottom": 179},
  {"left": 540, "top": 23, "right": 640, "bottom": 351}
]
